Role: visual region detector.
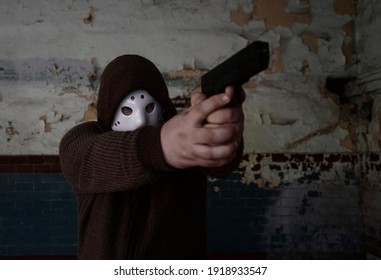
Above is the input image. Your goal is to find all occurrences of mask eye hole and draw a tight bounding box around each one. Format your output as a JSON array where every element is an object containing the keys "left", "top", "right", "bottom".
[
  {"left": 146, "top": 103, "right": 155, "bottom": 113},
  {"left": 121, "top": 106, "right": 133, "bottom": 116}
]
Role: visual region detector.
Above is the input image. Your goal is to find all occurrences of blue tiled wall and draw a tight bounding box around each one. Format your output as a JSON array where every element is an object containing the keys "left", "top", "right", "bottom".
[
  {"left": 0, "top": 173, "right": 77, "bottom": 257},
  {"left": 207, "top": 172, "right": 365, "bottom": 259},
  {"left": 0, "top": 167, "right": 369, "bottom": 259}
]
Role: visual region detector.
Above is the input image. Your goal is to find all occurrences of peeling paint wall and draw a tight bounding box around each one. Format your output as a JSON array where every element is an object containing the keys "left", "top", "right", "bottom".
[{"left": 0, "top": 0, "right": 362, "bottom": 155}]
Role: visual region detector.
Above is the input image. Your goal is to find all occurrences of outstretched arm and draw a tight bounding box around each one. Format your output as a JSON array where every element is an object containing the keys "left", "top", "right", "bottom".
[{"left": 59, "top": 122, "right": 171, "bottom": 194}]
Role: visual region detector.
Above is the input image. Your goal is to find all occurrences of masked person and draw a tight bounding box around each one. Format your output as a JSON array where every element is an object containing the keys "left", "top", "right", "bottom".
[{"left": 59, "top": 54, "right": 244, "bottom": 259}]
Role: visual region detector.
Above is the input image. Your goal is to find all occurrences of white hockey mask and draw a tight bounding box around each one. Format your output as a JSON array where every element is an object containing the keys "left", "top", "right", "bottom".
[{"left": 112, "top": 89, "right": 165, "bottom": 131}]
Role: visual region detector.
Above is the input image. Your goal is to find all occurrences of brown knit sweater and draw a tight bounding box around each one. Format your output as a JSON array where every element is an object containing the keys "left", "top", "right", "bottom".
[{"left": 59, "top": 55, "right": 241, "bottom": 259}]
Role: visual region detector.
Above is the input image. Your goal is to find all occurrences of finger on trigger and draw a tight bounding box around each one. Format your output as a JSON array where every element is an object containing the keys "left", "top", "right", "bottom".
[{"left": 225, "top": 86, "right": 234, "bottom": 99}]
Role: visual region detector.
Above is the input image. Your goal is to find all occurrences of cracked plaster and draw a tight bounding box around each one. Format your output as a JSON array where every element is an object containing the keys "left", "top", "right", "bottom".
[{"left": 0, "top": 0, "right": 376, "bottom": 157}]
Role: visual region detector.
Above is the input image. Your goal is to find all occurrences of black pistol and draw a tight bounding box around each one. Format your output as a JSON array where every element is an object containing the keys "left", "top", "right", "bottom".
[{"left": 201, "top": 41, "right": 270, "bottom": 102}]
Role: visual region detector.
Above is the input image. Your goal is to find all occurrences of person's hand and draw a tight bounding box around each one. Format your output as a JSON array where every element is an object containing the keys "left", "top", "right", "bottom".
[
  {"left": 191, "top": 86, "right": 245, "bottom": 127},
  {"left": 160, "top": 86, "right": 244, "bottom": 169}
]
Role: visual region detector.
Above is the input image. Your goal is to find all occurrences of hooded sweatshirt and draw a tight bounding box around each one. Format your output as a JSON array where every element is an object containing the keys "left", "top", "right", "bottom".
[{"left": 59, "top": 54, "right": 241, "bottom": 259}]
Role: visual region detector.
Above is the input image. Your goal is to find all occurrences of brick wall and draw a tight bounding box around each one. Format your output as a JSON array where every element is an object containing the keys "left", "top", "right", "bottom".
[{"left": 2, "top": 153, "right": 380, "bottom": 259}]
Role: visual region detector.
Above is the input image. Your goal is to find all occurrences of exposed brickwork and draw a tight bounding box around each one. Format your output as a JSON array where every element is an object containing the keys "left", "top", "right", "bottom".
[
  {"left": 209, "top": 152, "right": 381, "bottom": 259},
  {"left": 0, "top": 156, "right": 61, "bottom": 173}
]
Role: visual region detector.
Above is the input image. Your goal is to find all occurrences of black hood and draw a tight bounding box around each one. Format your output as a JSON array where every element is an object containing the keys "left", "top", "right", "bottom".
[{"left": 96, "top": 54, "right": 177, "bottom": 130}]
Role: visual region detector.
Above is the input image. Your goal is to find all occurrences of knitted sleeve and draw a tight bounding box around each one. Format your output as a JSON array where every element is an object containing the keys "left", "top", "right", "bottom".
[{"left": 59, "top": 121, "right": 172, "bottom": 194}]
